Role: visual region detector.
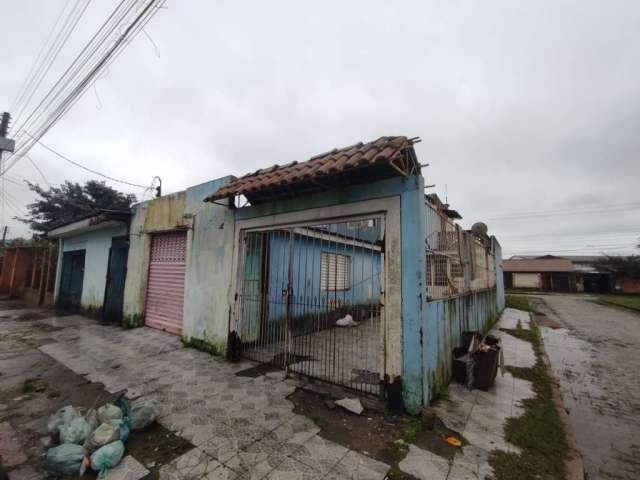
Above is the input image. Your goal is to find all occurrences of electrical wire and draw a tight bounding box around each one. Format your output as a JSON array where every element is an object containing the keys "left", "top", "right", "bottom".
[
  {"left": 4, "top": 0, "right": 166, "bottom": 175},
  {"left": 11, "top": 0, "right": 92, "bottom": 131},
  {"left": 25, "top": 155, "right": 51, "bottom": 188},
  {"left": 9, "top": 0, "right": 74, "bottom": 115},
  {"left": 24, "top": 133, "right": 148, "bottom": 189}
]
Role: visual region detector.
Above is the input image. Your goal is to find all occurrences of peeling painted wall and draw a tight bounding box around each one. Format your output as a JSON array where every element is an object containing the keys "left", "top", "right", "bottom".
[
  {"left": 123, "top": 176, "right": 235, "bottom": 350},
  {"left": 414, "top": 237, "right": 505, "bottom": 412},
  {"left": 55, "top": 225, "right": 127, "bottom": 312},
  {"left": 182, "top": 178, "right": 235, "bottom": 353}
]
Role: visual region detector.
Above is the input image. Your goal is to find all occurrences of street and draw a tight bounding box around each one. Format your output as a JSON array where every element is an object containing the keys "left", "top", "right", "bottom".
[{"left": 533, "top": 294, "right": 640, "bottom": 480}]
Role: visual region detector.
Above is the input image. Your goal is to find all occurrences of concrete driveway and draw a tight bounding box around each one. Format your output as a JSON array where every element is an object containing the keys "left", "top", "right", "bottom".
[
  {"left": 533, "top": 294, "right": 640, "bottom": 480},
  {"left": 0, "top": 300, "right": 388, "bottom": 480}
]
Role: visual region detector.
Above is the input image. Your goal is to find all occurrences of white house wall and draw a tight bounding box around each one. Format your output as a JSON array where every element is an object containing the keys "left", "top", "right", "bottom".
[{"left": 55, "top": 224, "right": 127, "bottom": 312}]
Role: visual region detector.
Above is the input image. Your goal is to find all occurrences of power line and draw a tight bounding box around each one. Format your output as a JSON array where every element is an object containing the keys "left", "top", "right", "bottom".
[
  {"left": 26, "top": 155, "right": 51, "bottom": 188},
  {"left": 4, "top": 0, "right": 166, "bottom": 173},
  {"left": 25, "top": 133, "right": 148, "bottom": 189},
  {"left": 10, "top": 0, "right": 91, "bottom": 131}
]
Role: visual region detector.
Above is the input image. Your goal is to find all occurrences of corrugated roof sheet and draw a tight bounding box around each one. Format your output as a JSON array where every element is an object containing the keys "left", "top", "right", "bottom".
[
  {"left": 205, "top": 136, "right": 419, "bottom": 203},
  {"left": 503, "top": 258, "right": 574, "bottom": 273}
]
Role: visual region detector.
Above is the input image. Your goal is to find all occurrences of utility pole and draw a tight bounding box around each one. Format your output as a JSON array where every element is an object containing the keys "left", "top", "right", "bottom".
[
  {"left": 0, "top": 112, "right": 14, "bottom": 151},
  {"left": 0, "top": 112, "right": 15, "bottom": 234},
  {"left": 1, "top": 226, "right": 7, "bottom": 248}
]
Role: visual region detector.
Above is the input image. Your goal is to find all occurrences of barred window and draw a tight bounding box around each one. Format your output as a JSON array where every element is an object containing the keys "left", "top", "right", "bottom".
[{"left": 321, "top": 252, "right": 350, "bottom": 291}]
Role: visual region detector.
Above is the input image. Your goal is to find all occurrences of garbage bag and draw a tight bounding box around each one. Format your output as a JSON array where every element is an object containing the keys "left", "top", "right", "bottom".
[
  {"left": 130, "top": 398, "right": 159, "bottom": 430},
  {"left": 85, "top": 422, "right": 119, "bottom": 452},
  {"left": 97, "top": 403, "right": 123, "bottom": 424},
  {"left": 111, "top": 397, "right": 131, "bottom": 443},
  {"left": 91, "top": 440, "right": 124, "bottom": 476},
  {"left": 46, "top": 443, "right": 85, "bottom": 474},
  {"left": 107, "top": 418, "right": 129, "bottom": 443},
  {"left": 47, "top": 405, "right": 81, "bottom": 435},
  {"left": 59, "top": 411, "right": 95, "bottom": 444}
]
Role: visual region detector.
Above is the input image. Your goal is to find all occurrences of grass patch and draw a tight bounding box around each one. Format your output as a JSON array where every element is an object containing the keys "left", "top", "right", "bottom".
[
  {"left": 505, "top": 295, "right": 532, "bottom": 312},
  {"left": 403, "top": 418, "right": 422, "bottom": 443},
  {"left": 490, "top": 322, "right": 569, "bottom": 480},
  {"left": 591, "top": 294, "right": 640, "bottom": 313}
]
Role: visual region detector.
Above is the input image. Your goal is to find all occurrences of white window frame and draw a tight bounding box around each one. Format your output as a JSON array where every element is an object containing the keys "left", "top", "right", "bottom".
[{"left": 321, "top": 252, "right": 350, "bottom": 291}]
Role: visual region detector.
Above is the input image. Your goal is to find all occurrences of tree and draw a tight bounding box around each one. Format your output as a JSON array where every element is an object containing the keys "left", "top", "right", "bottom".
[
  {"left": 596, "top": 254, "right": 640, "bottom": 279},
  {"left": 19, "top": 180, "right": 136, "bottom": 234}
]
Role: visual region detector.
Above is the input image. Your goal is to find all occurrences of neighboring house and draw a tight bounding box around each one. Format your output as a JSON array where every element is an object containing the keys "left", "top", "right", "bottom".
[
  {"left": 503, "top": 257, "right": 576, "bottom": 292},
  {"left": 0, "top": 245, "right": 57, "bottom": 306},
  {"left": 47, "top": 210, "right": 131, "bottom": 320},
  {"left": 503, "top": 254, "right": 640, "bottom": 294}
]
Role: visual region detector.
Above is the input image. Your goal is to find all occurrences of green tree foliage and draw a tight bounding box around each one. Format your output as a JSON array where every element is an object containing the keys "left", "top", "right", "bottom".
[
  {"left": 596, "top": 254, "right": 640, "bottom": 278},
  {"left": 19, "top": 180, "right": 136, "bottom": 234}
]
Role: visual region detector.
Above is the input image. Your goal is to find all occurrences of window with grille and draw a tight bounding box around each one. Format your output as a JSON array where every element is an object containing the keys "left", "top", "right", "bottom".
[{"left": 321, "top": 252, "right": 350, "bottom": 291}]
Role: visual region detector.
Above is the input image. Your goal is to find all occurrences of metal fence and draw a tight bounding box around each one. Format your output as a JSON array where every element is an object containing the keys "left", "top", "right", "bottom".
[
  {"left": 425, "top": 203, "right": 496, "bottom": 300},
  {"left": 236, "top": 216, "right": 385, "bottom": 395}
]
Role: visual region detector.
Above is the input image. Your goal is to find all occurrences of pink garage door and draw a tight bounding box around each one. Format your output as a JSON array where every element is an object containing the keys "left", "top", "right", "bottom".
[{"left": 145, "top": 231, "right": 187, "bottom": 335}]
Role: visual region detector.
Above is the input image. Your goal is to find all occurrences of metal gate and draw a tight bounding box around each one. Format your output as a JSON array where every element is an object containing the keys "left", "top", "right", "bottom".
[
  {"left": 145, "top": 231, "right": 187, "bottom": 335},
  {"left": 58, "top": 250, "right": 85, "bottom": 309},
  {"left": 235, "top": 216, "right": 385, "bottom": 395},
  {"left": 103, "top": 236, "right": 129, "bottom": 322}
]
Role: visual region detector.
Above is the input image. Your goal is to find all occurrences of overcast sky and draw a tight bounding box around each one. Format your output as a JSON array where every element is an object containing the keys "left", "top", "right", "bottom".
[{"left": 1, "top": 0, "right": 639, "bottom": 257}]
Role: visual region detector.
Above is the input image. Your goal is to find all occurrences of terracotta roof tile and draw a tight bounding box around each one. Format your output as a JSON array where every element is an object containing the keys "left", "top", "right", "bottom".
[{"left": 206, "top": 136, "right": 417, "bottom": 202}]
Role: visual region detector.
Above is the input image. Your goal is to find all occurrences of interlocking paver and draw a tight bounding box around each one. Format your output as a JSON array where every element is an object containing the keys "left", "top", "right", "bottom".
[{"left": 20, "top": 312, "right": 390, "bottom": 479}]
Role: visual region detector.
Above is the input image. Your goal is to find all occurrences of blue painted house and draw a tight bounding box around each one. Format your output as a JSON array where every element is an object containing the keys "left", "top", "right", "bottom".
[{"left": 205, "top": 135, "right": 505, "bottom": 413}]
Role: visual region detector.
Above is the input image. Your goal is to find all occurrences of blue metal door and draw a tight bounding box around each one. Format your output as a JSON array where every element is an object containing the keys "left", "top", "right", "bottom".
[
  {"left": 103, "top": 236, "right": 129, "bottom": 322},
  {"left": 58, "top": 250, "right": 85, "bottom": 309}
]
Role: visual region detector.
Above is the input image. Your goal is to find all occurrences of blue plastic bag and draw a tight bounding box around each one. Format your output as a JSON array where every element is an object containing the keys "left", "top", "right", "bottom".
[
  {"left": 46, "top": 443, "right": 85, "bottom": 474},
  {"left": 91, "top": 440, "right": 124, "bottom": 477},
  {"left": 113, "top": 397, "right": 131, "bottom": 443}
]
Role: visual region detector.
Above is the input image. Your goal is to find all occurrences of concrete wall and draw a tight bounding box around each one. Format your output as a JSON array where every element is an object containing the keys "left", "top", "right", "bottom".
[
  {"left": 55, "top": 225, "right": 127, "bottom": 312},
  {"left": 415, "top": 237, "right": 505, "bottom": 411},
  {"left": 123, "top": 176, "right": 235, "bottom": 353},
  {"left": 422, "top": 289, "right": 499, "bottom": 400},
  {"left": 182, "top": 178, "right": 236, "bottom": 353}
]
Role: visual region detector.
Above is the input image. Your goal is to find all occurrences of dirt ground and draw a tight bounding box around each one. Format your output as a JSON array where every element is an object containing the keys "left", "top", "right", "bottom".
[{"left": 531, "top": 294, "right": 640, "bottom": 480}]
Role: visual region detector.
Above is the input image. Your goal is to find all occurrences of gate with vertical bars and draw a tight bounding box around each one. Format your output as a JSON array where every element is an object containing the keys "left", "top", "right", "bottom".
[{"left": 235, "top": 215, "right": 385, "bottom": 395}]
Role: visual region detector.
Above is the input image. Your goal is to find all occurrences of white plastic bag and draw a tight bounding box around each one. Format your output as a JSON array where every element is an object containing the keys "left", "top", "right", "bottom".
[
  {"left": 59, "top": 414, "right": 94, "bottom": 444},
  {"left": 47, "top": 405, "right": 81, "bottom": 435}
]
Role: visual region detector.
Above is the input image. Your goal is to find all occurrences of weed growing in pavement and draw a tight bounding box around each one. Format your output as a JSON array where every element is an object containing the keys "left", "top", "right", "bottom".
[
  {"left": 505, "top": 294, "right": 533, "bottom": 312},
  {"left": 490, "top": 322, "right": 569, "bottom": 480}
]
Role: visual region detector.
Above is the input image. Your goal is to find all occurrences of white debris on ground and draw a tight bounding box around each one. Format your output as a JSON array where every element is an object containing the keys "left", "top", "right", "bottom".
[
  {"left": 103, "top": 455, "right": 149, "bottom": 480},
  {"left": 335, "top": 397, "right": 364, "bottom": 415},
  {"left": 336, "top": 314, "right": 359, "bottom": 327},
  {"left": 399, "top": 308, "right": 536, "bottom": 480},
  {"left": 398, "top": 444, "right": 450, "bottom": 480}
]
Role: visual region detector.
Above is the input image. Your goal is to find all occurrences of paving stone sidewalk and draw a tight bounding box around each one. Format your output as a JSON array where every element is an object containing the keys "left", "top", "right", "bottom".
[
  {"left": 28, "top": 313, "right": 389, "bottom": 480},
  {"left": 400, "top": 308, "right": 536, "bottom": 480}
]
